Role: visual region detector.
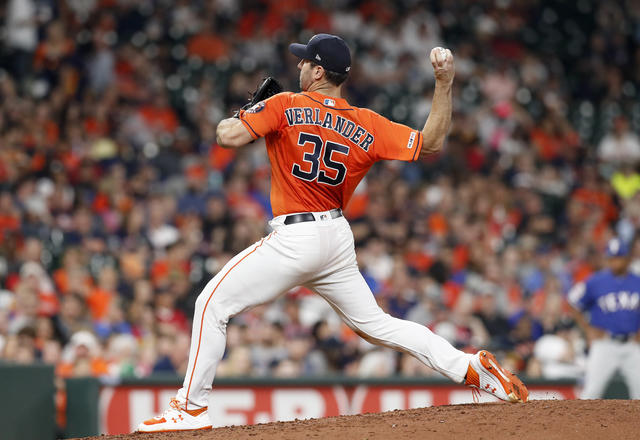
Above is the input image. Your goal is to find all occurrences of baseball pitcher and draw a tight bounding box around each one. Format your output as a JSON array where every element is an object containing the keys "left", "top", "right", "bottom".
[
  {"left": 568, "top": 237, "right": 640, "bottom": 399},
  {"left": 138, "top": 33, "right": 529, "bottom": 433}
]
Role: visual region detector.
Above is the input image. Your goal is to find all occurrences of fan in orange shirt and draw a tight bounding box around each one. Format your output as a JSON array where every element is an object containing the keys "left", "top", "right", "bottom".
[{"left": 56, "top": 331, "right": 109, "bottom": 378}]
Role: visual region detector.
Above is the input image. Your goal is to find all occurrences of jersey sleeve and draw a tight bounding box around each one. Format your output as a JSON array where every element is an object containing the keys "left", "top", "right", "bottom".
[
  {"left": 237, "top": 93, "right": 288, "bottom": 140},
  {"left": 567, "top": 280, "right": 593, "bottom": 311},
  {"left": 370, "top": 112, "right": 423, "bottom": 162}
]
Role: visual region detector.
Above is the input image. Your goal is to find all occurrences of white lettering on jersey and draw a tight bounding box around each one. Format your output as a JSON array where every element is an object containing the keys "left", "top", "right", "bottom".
[
  {"left": 597, "top": 291, "right": 640, "bottom": 312},
  {"left": 619, "top": 291, "right": 632, "bottom": 309}
]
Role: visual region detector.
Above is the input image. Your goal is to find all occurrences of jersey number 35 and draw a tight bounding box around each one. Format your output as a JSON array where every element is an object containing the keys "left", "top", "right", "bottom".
[{"left": 291, "top": 132, "right": 349, "bottom": 186}]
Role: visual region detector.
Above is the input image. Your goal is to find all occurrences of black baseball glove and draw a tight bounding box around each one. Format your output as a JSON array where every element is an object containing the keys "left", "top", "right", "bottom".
[{"left": 233, "top": 77, "right": 283, "bottom": 118}]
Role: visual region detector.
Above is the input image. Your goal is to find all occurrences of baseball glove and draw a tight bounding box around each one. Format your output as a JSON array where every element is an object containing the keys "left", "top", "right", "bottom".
[{"left": 233, "top": 76, "right": 283, "bottom": 118}]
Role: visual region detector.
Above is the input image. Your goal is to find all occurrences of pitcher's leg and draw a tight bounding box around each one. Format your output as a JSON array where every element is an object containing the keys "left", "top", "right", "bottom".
[
  {"left": 308, "top": 263, "right": 472, "bottom": 383},
  {"left": 580, "top": 340, "right": 620, "bottom": 399},
  {"left": 176, "top": 233, "right": 301, "bottom": 408}
]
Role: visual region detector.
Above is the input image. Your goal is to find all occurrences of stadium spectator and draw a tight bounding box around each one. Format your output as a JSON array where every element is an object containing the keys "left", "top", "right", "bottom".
[
  {"left": 530, "top": 320, "right": 585, "bottom": 380},
  {"left": 4, "top": 0, "right": 40, "bottom": 80},
  {"left": 57, "top": 330, "right": 108, "bottom": 378},
  {"left": 0, "top": 0, "right": 639, "bottom": 388},
  {"left": 597, "top": 116, "right": 640, "bottom": 165}
]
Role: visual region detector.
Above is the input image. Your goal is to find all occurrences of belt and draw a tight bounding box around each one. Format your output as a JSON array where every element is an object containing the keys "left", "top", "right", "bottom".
[
  {"left": 609, "top": 333, "right": 635, "bottom": 343},
  {"left": 284, "top": 209, "right": 343, "bottom": 225}
]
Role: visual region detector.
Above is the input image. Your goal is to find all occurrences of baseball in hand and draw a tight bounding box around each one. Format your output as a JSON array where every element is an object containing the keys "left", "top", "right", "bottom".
[
  {"left": 430, "top": 47, "right": 454, "bottom": 84},
  {"left": 431, "top": 47, "right": 450, "bottom": 65}
]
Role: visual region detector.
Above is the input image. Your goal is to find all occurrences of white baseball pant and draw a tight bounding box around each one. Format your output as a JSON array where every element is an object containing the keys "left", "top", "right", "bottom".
[
  {"left": 176, "top": 211, "right": 473, "bottom": 408},
  {"left": 581, "top": 338, "right": 640, "bottom": 399}
]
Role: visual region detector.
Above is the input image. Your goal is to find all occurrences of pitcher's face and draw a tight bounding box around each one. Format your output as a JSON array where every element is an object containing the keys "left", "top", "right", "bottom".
[{"left": 298, "top": 59, "right": 320, "bottom": 91}]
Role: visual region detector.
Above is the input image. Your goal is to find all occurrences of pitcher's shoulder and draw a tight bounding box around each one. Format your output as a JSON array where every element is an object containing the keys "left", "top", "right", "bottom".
[
  {"left": 351, "top": 106, "right": 383, "bottom": 120},
  {"left": 267, "top": 91, "right": 295, "bottom": 102}
]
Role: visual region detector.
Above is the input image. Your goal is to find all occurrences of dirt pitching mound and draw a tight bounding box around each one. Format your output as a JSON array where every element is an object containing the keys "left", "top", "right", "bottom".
[{"left": 75, "top": 399, "right": 639, "bottom": 440}]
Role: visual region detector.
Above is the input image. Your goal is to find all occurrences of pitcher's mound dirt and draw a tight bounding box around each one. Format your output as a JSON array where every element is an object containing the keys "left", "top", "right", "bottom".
[{"left": 76, "top": 399, "right": 640, "bottom": 440}]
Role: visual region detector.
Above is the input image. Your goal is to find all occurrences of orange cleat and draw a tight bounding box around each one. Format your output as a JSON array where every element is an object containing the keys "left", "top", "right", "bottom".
[{"left": 465, "top": 350, "right": 529, "bottom": 403}]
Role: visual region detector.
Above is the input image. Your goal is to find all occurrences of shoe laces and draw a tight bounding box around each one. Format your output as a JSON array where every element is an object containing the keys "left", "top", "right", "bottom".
[
  {"left": 168, "top": 398, "right": 207, "bottom": 417},
  {"left": 168, "top": 398, "right": 185, "bottom": 413}
]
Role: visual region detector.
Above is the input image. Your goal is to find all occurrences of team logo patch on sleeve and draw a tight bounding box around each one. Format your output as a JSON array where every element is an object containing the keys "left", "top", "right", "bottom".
[
  {"left": 246, "top": 101, "right": 266, "bottom": 113},
  {"left": 406, "top": 131, "right": 416, "bottom": 149},
  {"left": 324, "top": 98, "right": 336, "bottom": 107}
]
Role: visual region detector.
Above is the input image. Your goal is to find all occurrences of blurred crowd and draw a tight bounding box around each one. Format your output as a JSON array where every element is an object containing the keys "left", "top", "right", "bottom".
[{"left": 1, "top": 0, "right": 640, "bottom": 394}]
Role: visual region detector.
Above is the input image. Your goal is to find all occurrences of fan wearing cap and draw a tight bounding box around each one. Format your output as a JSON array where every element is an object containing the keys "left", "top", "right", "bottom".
[
  {"left": 568, "top": 237, "right": 640, "bottom": 399},
  {"left": 137, "top": 34, "right": 529, "bottom": 433}
]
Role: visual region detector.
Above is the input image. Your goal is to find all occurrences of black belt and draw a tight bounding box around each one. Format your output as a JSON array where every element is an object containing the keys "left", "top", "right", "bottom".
[
  {"left": 609, "top": 333, "right": 635, "bottom": 343},
  {"left": 284, "top": 209, "right": 343, "bottom": 225}
]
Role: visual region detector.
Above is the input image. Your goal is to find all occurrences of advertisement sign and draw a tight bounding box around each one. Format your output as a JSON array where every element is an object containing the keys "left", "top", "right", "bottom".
[{"left": 99, "top": 383, "right": 577, "bottom": 434}]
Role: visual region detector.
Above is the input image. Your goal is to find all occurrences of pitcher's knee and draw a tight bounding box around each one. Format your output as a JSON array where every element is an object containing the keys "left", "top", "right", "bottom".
[
  {"left": 194, "top": 291, "right": 210, "bottom": 313},
  {"left": 194, "top": 291, "right": 232, "bottom": 328},
  {"left": 351, "top": 314, "right": 395, "bottom": 345}
]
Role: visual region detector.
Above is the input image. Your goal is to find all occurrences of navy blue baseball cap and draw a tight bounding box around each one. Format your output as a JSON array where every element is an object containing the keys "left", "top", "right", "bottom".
[
  {"left": 289, "top": 34, "right": 351, "bottom": 74},
  {"left": 606, "top": 238, "right": 630, "bottom": 257}
]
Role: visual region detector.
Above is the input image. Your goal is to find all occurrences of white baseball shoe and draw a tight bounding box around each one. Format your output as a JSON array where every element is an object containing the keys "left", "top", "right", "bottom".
[
  {"left": 465, "top": 350, "right": 529, "bottom": 403},
  {"left": 137, "top": 398, "right": 212, "bottom": 432}
]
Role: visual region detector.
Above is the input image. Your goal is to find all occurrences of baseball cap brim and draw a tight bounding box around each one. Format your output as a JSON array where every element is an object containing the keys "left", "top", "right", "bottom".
[{"left": 289, "top": 43, "right": 311, "bottom": 60}]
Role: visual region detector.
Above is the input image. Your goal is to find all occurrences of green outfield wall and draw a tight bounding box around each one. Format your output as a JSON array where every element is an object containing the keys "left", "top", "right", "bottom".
[
  {"left": 0, "top": 364, "right": 631, "bottom": 439},
  {"left": 0, "top": 362, "right": 55, "bottom": 440}
]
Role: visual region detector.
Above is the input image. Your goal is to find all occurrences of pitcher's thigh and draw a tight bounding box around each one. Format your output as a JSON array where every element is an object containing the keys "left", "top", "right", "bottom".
[
  {"left": 307, "top": 264, "right": 389, "bottom": 333},
  {"left": 195, "top": 233, "right": 304, "bottom": 323}
]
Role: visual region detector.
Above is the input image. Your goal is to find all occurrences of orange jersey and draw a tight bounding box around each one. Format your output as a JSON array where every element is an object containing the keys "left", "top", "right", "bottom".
[{"left": 238, "top": 91, "right": 423, "bottom": 216}]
